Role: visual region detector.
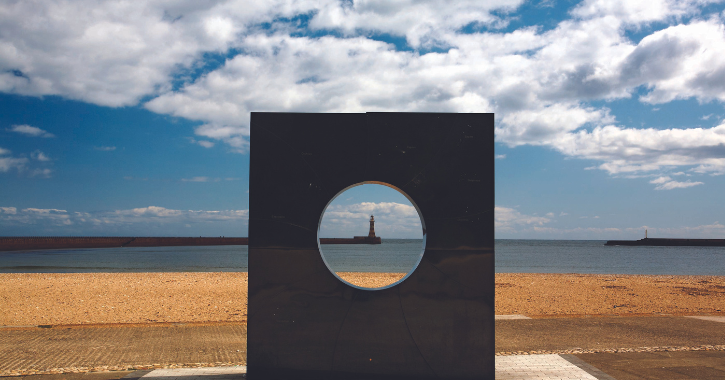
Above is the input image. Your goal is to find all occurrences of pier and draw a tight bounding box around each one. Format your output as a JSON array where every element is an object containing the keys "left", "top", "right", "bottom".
[{"left": 605, "top": 237, "right": 725, "bottom": 246}]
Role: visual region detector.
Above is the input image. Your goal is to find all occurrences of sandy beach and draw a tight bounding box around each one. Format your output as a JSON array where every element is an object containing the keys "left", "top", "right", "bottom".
[{"left": 1, "top": 272, "right": 723, "bottom": 326}]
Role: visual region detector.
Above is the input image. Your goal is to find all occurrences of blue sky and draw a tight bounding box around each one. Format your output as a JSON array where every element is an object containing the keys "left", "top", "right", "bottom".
[{"left": 2, "top": 0, "right": 725, "bottom": 239}]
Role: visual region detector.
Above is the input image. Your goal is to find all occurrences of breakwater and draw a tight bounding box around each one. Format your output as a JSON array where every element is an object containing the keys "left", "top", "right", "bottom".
[
  {"left": 0, "top": 236, "right": 386, "bottom": 251},
  {"left": 0, "top": 237, "right": 249, "bottom": 251},
  {"left": 605, "top": 238, "right": 725, "bottom": 247},
  {"left": 319, "top": 236, "right": 382, "bottom": 244}
]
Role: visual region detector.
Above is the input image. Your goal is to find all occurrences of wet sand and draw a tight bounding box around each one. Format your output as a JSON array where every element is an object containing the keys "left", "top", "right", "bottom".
[{"left": 1, "top": 272, "right": 723, "bottom": 326}]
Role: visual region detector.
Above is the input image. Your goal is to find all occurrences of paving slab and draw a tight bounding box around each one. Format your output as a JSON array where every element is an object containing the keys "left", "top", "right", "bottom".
[
  {"left": 685, "top": 316, "right": 725, "bottom": 323},
  {"left": 496, "top": 354, "right": 602, "bottom": 379},
  {"left": 496, "top": 314, "right": 532, "bottom": 320},
  {"left": 138, "top": 367, "right": 246, "bottom": 380},
  {"left": 2, "top": 316, "right": 725, "bottom": 378},
  {"left": 0, "top": 324, "right": 247, "bottom": 377},
  {"left": 576, "top": 350, "right": 725, "bottom": 380},
  {"left": 496, "top": 315, "right": 725, "bottom": 354}
]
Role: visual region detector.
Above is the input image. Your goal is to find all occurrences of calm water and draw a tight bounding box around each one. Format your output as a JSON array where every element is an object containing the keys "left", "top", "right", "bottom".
[{"left": 1, "top": 239, "right": 724, "bottom": 275}]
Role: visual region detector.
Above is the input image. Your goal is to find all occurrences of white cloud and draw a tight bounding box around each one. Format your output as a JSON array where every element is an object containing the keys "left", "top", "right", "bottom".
[
  {"left": 571, "top": 0, "right": 719, "bottom": 24},
  {"left": 30, "top": 168, "right": 53, "bottom": 178},
  {"left": 0, "top": 1, "right": 322, "bottom": 107},
  {"left": 649, "top": 175, "right": 704, "bottom": 190},
  {"left": 650, "top": 176, "right": 671, "bottom": 184},
  {"left": 495, "top": 206, "right": 551, "bottom": 232},
  {"left": 31, "top": 150, "right": 50, "bottom": 161},
  {"left": 0, "top": 205, "right": 249, "bottom": 229},
  {"left": 6, "top": 208, "right": 73, "bottom": 226},
  {"left": 309, "top": 0, "right": 524, "bottom": 47},
  {"left": 1, "top": 0, "right": 725, "bottom": 189},
  {"left": 495, "top": 154, "right": 506, "bottom": 159},
  {"left": 8, "top": 125, "right": 55, "bottom": 138},
  {"left": 182, "top": 176, "right": 210, "bottom": 182},
  {"left": 94, "top": 146, "right": 117, "bottom": 151},
  {"left": 510, "top": 220, "right": 725, "bottom": 239},
  {"left": 626, "top": 222, "right": 725, "bottom": 238},
  {"left": 527, "top": 226, "right": 622, "bottom": 239},
  {"left": 103, "top": 206, "right": 250, "bottom": 224},
  {"left": 189, "top": 124, "right": 248, "bottom": 153},
  {"left": 552, "top": 123, "right": 725, "bottom": 176},
  {"left": 0, "top": 147, "right": 10, "bottom": 155},
  {"left": 0, "top": 156, "right": 27, "bottom": 172},
  {"left": 321, "top": 201, "right": 423, "bottom": 238}
]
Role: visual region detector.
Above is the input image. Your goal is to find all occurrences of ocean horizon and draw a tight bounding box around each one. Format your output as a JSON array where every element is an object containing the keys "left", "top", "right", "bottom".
[{"left": 1, "top": 239, "right": 724, "bottom": 276}]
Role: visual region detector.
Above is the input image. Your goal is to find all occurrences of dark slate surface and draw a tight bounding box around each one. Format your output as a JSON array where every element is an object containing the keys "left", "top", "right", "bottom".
[{"left": 248, "top": 112, "right": 495, "bottom": 379}]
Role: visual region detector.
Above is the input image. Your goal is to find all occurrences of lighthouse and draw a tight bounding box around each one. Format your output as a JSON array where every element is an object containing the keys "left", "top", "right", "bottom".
[{"left": 328, "top": 215, "right": 382, "bottom": 244}]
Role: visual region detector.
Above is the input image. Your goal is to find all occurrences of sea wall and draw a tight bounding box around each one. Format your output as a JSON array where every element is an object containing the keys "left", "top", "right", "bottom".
[
  {"left": 0, "top": 236, "right": 388, "bottom": 251},
  {"left": 0, "top": 237, "right": 249, "bottom": 251},
  {"left": 319, "top": 237, "right": 382, "bottom": 244},
  {"left": 605, "top": 238, "right": 725, "bottom": 246}
]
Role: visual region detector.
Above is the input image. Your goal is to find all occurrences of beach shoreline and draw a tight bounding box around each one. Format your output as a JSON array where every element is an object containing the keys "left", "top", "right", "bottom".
[{"left": 1, "top": 272, "right": 723, "bottom": 326}]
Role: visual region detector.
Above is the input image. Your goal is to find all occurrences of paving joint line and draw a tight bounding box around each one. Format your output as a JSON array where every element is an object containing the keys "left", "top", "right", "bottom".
[{"left": 496, "top": 344, "right": 725, "bottom": 356}]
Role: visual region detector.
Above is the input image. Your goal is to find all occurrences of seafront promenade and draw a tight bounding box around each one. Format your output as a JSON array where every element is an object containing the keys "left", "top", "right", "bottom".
[
  {"left": 1, "top": 272, "right": 724, "bottom": 378},
  {"left": 2, "top": 316, "right": 724, "bottom": 378}
]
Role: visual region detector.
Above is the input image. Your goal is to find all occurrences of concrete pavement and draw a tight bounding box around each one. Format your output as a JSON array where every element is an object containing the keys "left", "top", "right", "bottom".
[{"left": 2, "top": 315, "right": 724, "bottom": 379}]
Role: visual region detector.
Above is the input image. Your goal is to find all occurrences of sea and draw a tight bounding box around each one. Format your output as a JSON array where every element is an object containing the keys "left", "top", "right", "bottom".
[{"left": 1, "top": 239, "right": 724, "bottom": 276}]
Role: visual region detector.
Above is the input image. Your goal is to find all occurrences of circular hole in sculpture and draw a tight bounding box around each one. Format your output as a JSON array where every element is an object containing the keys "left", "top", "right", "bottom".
[{"left": 318, "top": 183, "right": 426, "bottom": 290}]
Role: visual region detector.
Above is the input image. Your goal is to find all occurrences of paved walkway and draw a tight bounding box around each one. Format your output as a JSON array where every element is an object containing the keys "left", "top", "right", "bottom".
[
  {"left": 2, "top": 315, "right": 725, "bottom": 379},
  {"left": 133, "top": 366, "right": 246, "bottom": 379},
  {"left": 132, "top": 359, "right": 608, "bottom": 379}
]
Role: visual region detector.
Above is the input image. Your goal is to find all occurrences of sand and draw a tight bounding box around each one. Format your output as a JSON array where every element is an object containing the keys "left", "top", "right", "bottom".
[{"left": 1, "top": 272, "right": 723, "bottom": 326}]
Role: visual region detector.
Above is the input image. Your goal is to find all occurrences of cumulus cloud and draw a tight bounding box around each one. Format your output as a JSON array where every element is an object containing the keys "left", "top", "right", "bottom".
[
  {"left": 308, "top": 0, "right": 524, "bottom": 47},
  {"left": 8, "top": 125, "right": 55, "bottom": 138},
  {"left": 501, "top": 220, "right": 725, "bottom": 239},
  {"left": 553, "top": 123, "right": 725, "bottom": 176},
  {"left": 495, "top": 206, "right": 551, "bottom": 232},
  {"left": 0, "top": 1, "right": 321, "bottom": 107},
  {"left": 649, "top": 176, "right": 704, "bottom": 190},
  {"left": 0, "top": 207, "right": 17, "bottom": 214},
  {"left": 30, "top": 168, "right": 53, "bottom": 178},
  {"left": 571, "top": 0, "right": 720, "bottom": 25},
  {"left": 5, "top": 208, "right": 73, "bottom": 226},
  {"left": 0, "top": 205, "right": 249, "bottom": 234},
  {"left": 1, "top": 149, "right": 52, "bottom": 177},
  {"left": 625, "top": 222, "right": 725, "bottom": 239},
  {"left": 2, "top": 0, "right": 725, "bottom": 189},
  {"left": 180, "top": 176, "right": 223, "bottom": 182},
  {"left": 0, "top": 155, "right": 27, "bottom": 172},
  {"left": 30, "top": 150, "right": 50, "bottom": 161},
  {"left": 320, "top": 201, "right": 423, "bottom": 238}
]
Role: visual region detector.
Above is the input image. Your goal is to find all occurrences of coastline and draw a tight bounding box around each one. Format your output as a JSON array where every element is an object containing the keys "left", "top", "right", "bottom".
[{"left": 1, "top": 272, "right": 723, "bottom": 326}]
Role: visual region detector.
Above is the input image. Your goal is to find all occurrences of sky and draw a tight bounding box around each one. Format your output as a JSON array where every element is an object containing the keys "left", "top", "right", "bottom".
[{"left": 2, "top": 0, "right": 725, "bottom": 239}]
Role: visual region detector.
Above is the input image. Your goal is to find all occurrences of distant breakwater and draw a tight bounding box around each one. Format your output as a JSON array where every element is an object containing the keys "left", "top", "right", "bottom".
[
  {"left": 605, "top": 238, "right": 725, "bottom": 247},
  {"left": 0, "top": 237, "right": 249, "bottom": 251},
  {"left": 0, "top": 236, "right": 385, "bottom": 251}
]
